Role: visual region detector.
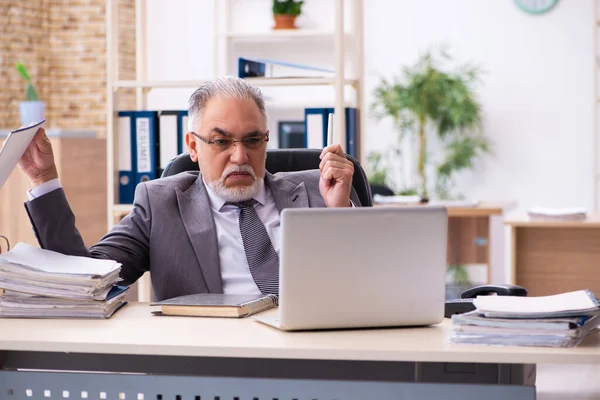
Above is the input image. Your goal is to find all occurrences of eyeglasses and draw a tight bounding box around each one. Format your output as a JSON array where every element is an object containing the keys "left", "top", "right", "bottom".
[{"left": 190, "top": 131, "right": 269, "bottom": 152}]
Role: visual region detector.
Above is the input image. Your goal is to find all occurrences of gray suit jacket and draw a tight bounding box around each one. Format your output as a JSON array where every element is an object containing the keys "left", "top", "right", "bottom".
[{"left": 25, "top": 170, "right": 361, "bottom": 301}]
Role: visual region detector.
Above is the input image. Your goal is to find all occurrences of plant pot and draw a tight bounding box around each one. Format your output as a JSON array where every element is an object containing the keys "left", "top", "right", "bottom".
[
  {"left": 273, "top": 14, "right": 297, "bottom": 30},
  {"left": 19, "top": 101, "right": 45, "bottom": 126}
]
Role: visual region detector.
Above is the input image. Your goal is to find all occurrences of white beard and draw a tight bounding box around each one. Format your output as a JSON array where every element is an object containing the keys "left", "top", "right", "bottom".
[{"left": 206, "top": 164, "right": 263, "bottom": 202}]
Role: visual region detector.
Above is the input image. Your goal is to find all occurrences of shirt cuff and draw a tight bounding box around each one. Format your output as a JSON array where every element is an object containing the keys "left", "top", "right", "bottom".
[{"left": 27, "top": 178, "right": 62, "bottom": 201}]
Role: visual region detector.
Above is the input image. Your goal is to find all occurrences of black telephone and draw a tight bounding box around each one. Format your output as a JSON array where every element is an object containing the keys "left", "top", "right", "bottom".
[{"left": 444, "top": 284, "right": 528, "bottom": 318}]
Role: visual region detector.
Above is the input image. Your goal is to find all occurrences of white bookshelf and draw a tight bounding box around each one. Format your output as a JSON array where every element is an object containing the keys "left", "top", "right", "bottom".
[
  {"left": 112, "top": 80, "right": 210, "bottom": 89},
  {"left": 105, "top": 0, "right": 364, "bottom": 301},
  {"left": 219, "top": 29, "right": 338, "bottom": 40},
  {"left": 243, "top": 77, "right": 358, "bottom": 86}
]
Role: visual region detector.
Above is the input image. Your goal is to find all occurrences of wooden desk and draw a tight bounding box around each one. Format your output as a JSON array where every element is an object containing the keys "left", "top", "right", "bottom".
[
  {"left": 1, "top": 303, "right": 599, "bottom": 399},
  {"left": 505, "top": 215, "right": 600, "bottom": 297},
  {"left": 378, "top": 203, "right": 509, "bottom": 284}
]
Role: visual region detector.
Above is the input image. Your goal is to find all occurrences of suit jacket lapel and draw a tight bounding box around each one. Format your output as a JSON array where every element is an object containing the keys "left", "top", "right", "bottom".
[
  {"left": 175, "top": 175, "right": 223, "bottom": 293},
  {"left": 266, "top": 172, "right": 309, "bottom": 212}
]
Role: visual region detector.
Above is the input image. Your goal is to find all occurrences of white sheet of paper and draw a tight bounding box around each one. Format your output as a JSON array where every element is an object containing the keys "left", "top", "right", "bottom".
[
  {"left": 528, "top": 206, "right": 587, "bottom": 216},
  {"left": 0, "top": 119, "right": 46, "bottom": 189},
  {"left": 473, "top": 290, "right": 598, "bottom": 315},
  {"left": 0, "top": 242, "right": 120, "bottom": 277}
]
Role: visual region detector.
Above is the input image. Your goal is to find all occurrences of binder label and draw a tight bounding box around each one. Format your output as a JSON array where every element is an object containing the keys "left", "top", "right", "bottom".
[{"left": 136, "top": 118, "right": 151, "bottom": 173}]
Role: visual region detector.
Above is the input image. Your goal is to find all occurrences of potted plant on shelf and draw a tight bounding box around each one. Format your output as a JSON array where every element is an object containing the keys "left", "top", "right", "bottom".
[
  {"left": 16, "top": 62, "right": 45, "bottom": 126},
  {"left": 272, "top": 0, "right": 303, "bottom": 30},
  {"left": 370, "top": 46, "right": 491, "bottom": 201}
]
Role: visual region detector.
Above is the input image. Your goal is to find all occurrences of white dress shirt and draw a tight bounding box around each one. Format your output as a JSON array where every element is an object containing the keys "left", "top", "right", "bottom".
[
  {"left": 26, "top": 177, "right": 282, "bottom": 295},
  {"left": 26, "top": 178, "right": 62, "bottom": 201},
  {"left": 203, "top": 179, "right": 281, "bottom": 295}
]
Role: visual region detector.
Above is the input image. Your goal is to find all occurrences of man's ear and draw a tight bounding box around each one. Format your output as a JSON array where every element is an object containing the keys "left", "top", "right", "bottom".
[{"left": 186, "top": 132, "right": 199, "bottom": 162}]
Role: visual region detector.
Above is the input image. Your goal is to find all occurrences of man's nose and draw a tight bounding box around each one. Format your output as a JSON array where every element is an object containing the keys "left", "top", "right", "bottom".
[{"left": 229, "top": 142, "right": 249, "bottom": 164}]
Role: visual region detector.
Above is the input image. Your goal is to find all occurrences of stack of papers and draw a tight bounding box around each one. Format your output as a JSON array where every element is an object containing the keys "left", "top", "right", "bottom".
[
  {"left": 0, "top": 287, "right": 127, "bottom": 318},
  {"left": 527, "top": 207, "right": 587, "bottom": 221},
  {"left": 428, "top": 200, "right": 480, "bottom": 208},
  {"left": 0, "top": 243, "right": 128, "bottom": 318},
  {"left": 450, "top": 290, "right": 600, "bottom": 347},
  {"left": 373, "top": 194, "right": 421, "bottom": 205}
]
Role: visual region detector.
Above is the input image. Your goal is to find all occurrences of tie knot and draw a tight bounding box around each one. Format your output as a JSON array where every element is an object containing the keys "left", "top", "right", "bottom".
[{"left": 227, "top": 199, "right": 256, "bottom": 209}]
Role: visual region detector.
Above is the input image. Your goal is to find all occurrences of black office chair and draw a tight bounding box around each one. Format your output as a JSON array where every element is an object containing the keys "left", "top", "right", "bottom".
[
  {"left": 370, "top": 183, "right": 395, "bottom": 197},
  {"left": 161, "top": 149, "right": 373, "bottom": 207}
]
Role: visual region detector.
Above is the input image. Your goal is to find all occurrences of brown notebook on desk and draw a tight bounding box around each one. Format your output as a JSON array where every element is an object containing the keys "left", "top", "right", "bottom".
[{"left": 150, "top": 293, "right": 278, "bottom": 318}]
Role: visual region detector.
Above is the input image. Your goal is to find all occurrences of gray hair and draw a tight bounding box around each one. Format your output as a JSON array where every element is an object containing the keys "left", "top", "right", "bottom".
[{"left": 187, "top": 76, "right": 267, "bottom": 132}]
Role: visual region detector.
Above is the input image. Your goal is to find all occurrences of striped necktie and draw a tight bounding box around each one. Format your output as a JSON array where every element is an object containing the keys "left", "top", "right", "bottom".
[{"left": 229, "top": 200, "right": 279, "bottom": 295}]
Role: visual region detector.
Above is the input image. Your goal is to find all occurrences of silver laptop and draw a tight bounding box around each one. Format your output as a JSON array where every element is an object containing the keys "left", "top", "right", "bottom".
[{"left": 253, "top": 206, "right": 448, "bottom": 330}]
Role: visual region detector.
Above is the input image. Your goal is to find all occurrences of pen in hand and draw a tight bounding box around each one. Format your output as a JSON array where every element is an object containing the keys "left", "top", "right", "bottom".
[{"left": 326, "top": 112, "right": 334, "bottom": 146}]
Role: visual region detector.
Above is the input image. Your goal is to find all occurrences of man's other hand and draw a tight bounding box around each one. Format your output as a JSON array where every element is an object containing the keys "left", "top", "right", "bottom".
[
  {"left": 318, "top": 144, "right": 354, "bottom": 208},
  {"left": 17, "top": 127, "right": 58, "bottom": 188}
]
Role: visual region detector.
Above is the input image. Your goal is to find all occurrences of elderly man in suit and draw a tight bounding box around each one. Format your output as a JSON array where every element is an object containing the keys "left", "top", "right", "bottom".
[{"left": 18, "top": 76, "right": 358, "bottom": 301}]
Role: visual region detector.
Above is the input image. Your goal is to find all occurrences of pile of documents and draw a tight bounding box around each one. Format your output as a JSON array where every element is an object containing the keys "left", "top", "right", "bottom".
[
  {"left": 527, "top": 207, "right": 587, "bottom": 221},
  {"left": 0, "top": 243, "right": 128, "bottom": 318},
  {"left": 373, "top": 194, "right": 422, "bottom": 205},
  {"left": 450, "top": 290, "right": 600, "bottom": 347}
]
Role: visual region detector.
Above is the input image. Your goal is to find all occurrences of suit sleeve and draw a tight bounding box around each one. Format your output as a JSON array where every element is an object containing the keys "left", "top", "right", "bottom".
[
  {"left": 24, "top": 183, "right": 152, "bottom": 285},
  {"left": 350, "top": 186, "right": 362, "bottom": 207}
]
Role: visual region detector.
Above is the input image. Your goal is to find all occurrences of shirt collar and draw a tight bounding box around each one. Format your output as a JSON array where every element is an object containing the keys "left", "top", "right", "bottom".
[{"left": 203, "top": 177, "right": 267, "bottom": 212}]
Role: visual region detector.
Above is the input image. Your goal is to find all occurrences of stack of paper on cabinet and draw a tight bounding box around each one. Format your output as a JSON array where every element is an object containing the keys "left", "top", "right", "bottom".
[
  {"left": 0, "top": 243, "right": 128, "bottom": 318},
  {"left": 450, "top": 290, "right": 600, "bottom": 347},
  {"left": 527, "top": 207, "right": 587, "bottom": 221}
]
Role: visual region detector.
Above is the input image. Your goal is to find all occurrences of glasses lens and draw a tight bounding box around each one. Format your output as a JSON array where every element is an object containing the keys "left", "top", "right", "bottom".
[
  {"left": 244, "top": 136, "right": 265, "bottom": 149},
  {"left": 212, "top": 138, "right": 232, "bottom": 151}
]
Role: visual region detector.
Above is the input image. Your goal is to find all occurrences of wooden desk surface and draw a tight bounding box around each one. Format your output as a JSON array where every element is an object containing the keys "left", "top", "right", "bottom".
[
  {"left": 0, "top": 303, "right": 599, "bottom": 364},
  {"left": 114, "top": 203, "right": 508, "bottom": 222},
  {"left": 504, "top": 214, "right": 600, "bottom": 228},
  {"left": 375, "top": 202, "right": 508, "bottom": 217}
]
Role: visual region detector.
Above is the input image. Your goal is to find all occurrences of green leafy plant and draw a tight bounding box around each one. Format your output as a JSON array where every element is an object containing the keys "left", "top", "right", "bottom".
[
  {"left": 366, "top": 151, "right": 389, "bottom": 187},
  {"left": 371, "top": 46, "right": 491, "bottom": 199},
  {"left": 272, "top": 0, "right": 303, "bottom": 15},
  {"left": 436, "top": 135, "right": 490, "bottom": 199},
  {"left": 447, "top": 264, "right": 470, "bottom": 285},
  {"left": 16, "top": 62, "right": 39, "bottom": 102}
]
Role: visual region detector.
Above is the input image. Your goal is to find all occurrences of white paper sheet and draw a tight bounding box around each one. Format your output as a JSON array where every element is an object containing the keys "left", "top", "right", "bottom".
[{"left": 0, "top": 119, "right": 46, "bottom": 189}]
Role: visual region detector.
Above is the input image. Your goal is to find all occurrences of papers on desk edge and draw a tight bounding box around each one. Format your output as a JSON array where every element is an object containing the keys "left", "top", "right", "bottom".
[
  {"left": 450, "top": 290, "right": 600, "bottom": 347},
  {"left": 0, "top": 242, "right": 121, "bottom": 277},
  {"left": 473, "top": 289, "right": 600, "bottom": 318},
  {"left": 0, "top": 285, "right": 129, "bottom": 319},
  {"left": 0, "top": 242, "right": 122, "bottom": 301}
]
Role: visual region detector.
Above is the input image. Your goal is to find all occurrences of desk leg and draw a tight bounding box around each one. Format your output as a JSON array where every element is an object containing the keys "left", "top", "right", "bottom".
[{"left": 511, "top": 226, "right": 517, "bottom": 285}]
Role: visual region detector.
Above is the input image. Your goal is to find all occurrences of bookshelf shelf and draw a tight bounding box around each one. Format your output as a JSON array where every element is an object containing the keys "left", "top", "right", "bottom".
[
  {"left": 112, "top": 78, "right": 357, "bottom": 89},
  {"left": 219, "top": 29, "right": 338, "bottom": 40},
  {"left": 265, "top": 100, "right": 356, "bottom": 109},
  {"left": 112, "top": 80, "right": 209, "bottom": 89},
  {"left": 243, "top": 77, "right": 357, "bottom": 87}
]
